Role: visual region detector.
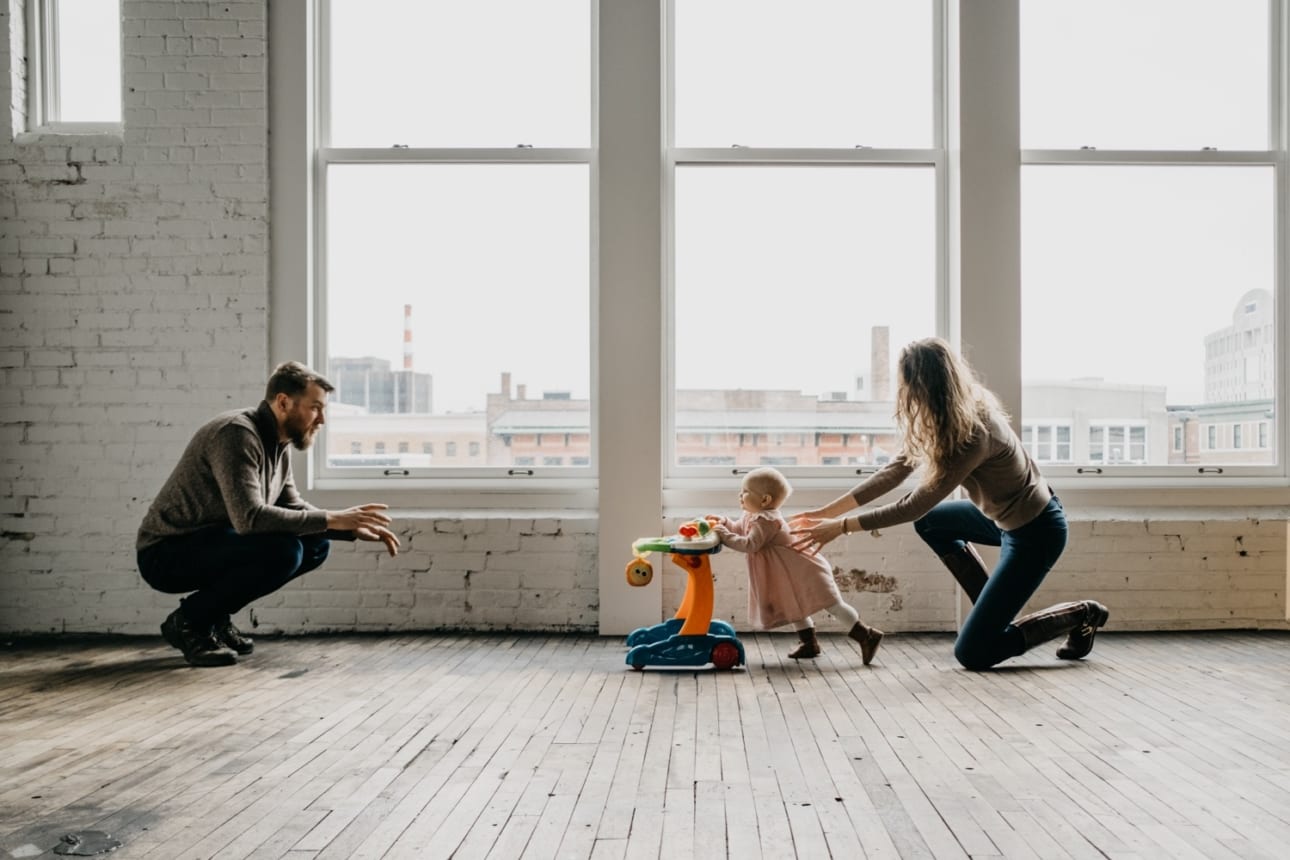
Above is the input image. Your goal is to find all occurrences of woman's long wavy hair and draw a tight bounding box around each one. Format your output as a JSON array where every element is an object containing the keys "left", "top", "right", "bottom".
[{"left": 895, "top": 337, "right": 1006, "bottom": 485}]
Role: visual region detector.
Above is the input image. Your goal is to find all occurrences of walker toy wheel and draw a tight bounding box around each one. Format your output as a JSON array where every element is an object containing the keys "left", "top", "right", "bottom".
[{"left": 710, "top": 641, "right": 741, "bottom": 670}]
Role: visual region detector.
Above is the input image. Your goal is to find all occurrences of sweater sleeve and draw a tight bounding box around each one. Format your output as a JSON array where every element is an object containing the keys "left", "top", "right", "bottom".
[
  {"left": 849, "top": 455, "right": 915, "bottom": 506},
  {"left": 211, "top": 425, "right": 328, "bottom": 535},
  {"left": 717, "top": 515, "right": 780, "bottom": 554},
  {"left": 856, "top": 441, "right": 991, "bottom": 531}
]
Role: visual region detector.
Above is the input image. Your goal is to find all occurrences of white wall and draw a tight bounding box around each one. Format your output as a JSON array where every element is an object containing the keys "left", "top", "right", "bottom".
[{"left": 0, "top": 2, "right": 1286, "bottom": 637}]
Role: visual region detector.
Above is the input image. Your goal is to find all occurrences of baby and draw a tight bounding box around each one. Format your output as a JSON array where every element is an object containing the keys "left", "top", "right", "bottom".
[{"left": 708, "top": 467, "right": 883, "bottom": 664}]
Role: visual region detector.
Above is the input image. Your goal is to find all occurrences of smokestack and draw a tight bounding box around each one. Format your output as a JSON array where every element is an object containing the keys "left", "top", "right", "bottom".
[
  {"left": 871, "top": 325, "right": 890, "bottom": 400},
  {"left": 501, "top": 372, "right": 512, "bottom": 398},
  {"left": 403, "top": 304, "right": 413, "bottom": 370}
]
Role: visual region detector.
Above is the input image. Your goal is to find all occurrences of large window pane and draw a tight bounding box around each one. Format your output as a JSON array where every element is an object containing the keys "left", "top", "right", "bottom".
[
  {"left": 1022, "top": 166, "right": 1276, "bottom": 467},
  {"left": 54, "top": 0, "right": 121, "bottom": 122},
  {"left": 673, "top": 0, "right": 934, "bottom": 148},
  {"left": 325, "top": 164, "right": 590, "bottom": 469},
  {"left": 1021, "top": 0, "right": 1269, "bottom": 150},
  {"left": 673, "top": 166, "right": 935, "bottom": 467},
  {"left": 328, "top": 0, "right": 590, "bottom": 147}
]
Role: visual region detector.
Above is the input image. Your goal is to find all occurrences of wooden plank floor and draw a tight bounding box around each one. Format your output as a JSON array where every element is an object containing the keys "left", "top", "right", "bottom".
[{"left": 1, "top": 631, "right": 1288, "bottom": 859}]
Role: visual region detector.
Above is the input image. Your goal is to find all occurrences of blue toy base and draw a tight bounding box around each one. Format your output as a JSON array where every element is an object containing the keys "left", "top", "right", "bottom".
[
  {"left": 626, "top": 617, "right": 738, "bottom": 647},
  {"left": 626, "top": 633, "right": 745, "bottom": 671}
]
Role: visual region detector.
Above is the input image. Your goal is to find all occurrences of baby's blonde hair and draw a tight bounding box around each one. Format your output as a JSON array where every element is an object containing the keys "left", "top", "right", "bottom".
[{"left": 744, "top": 467, "right": 792, "bottom": 508}]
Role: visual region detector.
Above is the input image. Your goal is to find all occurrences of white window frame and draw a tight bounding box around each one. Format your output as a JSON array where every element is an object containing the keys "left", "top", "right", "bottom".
[
  {"left": 662, "top": 0, "right": 949, "bottom": 493},
  {"left": 24, "top": 0, "right": 122, "bottom": 134},
  {"left": 1020, "top": 0, "right": 1287, "bottom": 482},
  {"left": 305, "top": 0, "right": 599, "bottom": 495}
]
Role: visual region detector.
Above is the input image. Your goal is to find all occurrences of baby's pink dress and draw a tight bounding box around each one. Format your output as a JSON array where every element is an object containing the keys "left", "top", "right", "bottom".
[{"left": 714, "top": 510, "right": 844, "bottom": 630}]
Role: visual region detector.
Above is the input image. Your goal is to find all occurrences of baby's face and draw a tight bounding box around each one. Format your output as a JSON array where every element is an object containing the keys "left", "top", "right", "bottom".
[{"left": 739, "top": 481, "right": 771, "bottom": 512}]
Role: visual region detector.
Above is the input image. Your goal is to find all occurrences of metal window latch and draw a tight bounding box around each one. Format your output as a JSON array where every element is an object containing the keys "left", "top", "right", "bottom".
[
  {"left": 1201, "top": 146, "right": 1218, "bottom": 151},
  {"left": 855, "top": 467, "right": 879, "bottom": 475},
  {"left": 392, "top": 144, "right": 408, "bottom": 149},
  {"left": 1197, "top": 466, "right": 1224, "bottom": 474},
  {"left": 1076, "top": 467, "right": 1104, "bottom": 474},
  {"left": 1080, "top": 145, "right": 1097, "bottom": 150},
  {"left": 508, "top": 469, "right": 535, "bottom": 476},
  {"left": 516, "top": 144, "right": 533, "bottom": 148},
  {"left": 383, "top": 469, "right": 410, "bottom": 476}
]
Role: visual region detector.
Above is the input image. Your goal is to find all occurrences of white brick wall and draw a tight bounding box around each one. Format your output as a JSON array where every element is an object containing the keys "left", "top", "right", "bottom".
[
  {"left": 663, "top": 514, "right": 1288, "bottom": 637},
  {"left": 0, "top": 2, "right": 1286, "bottom": 638}
]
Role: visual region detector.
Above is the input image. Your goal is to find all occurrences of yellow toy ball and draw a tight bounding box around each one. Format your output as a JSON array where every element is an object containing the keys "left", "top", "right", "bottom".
[{"left": 624, "top": 557, "right": 653, "bottom": 587}]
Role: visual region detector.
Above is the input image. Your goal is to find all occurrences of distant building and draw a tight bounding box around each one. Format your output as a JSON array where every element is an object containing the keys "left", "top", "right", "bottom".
[
  {"left": 329, "top": 356, "right": 433, "bottom": 415},
  {"left": 1205, "top": 288, "right": 1274, "bottom": 403}
]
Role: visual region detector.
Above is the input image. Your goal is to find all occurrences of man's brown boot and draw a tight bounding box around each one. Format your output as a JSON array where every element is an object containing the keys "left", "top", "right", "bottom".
[
  {"left": 848, "top": 622, "right": 884, "bottom": 666},
  {"left": 788, "top": 627, "right": 821, "bottom": 659}
]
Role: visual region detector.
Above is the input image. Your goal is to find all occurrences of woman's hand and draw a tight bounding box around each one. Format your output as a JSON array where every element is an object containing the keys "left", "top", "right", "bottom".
[
  {"left": 790, "top": 517, "right": 847, "bottom": 556},
  {"left": 787, "top": 507, "right": 828, "bottom": 530}
]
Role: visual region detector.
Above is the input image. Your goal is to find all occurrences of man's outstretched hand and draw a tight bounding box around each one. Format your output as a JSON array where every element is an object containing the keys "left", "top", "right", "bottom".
[
  {"left": 355, "top": 524, "right": 400, "bottom": 556},
  {"left": 327, "top": 504, "right": 399, "bottom": 555}
]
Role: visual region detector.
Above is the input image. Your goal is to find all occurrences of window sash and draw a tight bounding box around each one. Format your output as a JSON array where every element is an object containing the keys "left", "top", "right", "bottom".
[
  {"left": 311, "top": 1, "right": 596, "bottom": 485},
  {"left": 662, "top": 0, "right": 947, "bottom": 483}
]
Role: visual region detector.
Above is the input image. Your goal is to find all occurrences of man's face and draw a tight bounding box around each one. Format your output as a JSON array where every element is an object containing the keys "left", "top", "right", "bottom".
[{"left": 281, "top": 383, "right": 328, "bottom": 450}]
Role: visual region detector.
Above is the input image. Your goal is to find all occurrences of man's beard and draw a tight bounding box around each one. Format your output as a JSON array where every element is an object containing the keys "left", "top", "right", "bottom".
[{"left": 287, "top": 415, "right": 317, "bottom": 450}]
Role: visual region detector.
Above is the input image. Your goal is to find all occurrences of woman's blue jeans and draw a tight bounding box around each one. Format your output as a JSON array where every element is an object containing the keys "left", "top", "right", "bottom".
[
  {"left": 138, "top": 527, "right": 331, "bottom": 628},
  {"left": 913, "top": 497, "right": 1068, "bottom": 670}
]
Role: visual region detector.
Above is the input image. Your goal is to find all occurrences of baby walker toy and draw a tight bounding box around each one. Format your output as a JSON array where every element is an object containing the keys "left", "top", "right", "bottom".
[{"left": 622, "top": 518, "right": 746, "bottom": 670}]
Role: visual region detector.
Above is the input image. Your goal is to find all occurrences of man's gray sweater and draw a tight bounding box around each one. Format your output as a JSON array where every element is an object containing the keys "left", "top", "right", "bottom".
[{"left": 137, "top": 401, "right": 329, "bottom": 550}]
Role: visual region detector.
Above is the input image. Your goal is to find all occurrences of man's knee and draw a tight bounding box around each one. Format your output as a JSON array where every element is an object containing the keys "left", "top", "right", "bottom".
[
  {"left": 261, "top": 534, "right": 307, "bottom": 575},
  {"left": 299, "top": 537, "right": 330, "bottom": 574}
]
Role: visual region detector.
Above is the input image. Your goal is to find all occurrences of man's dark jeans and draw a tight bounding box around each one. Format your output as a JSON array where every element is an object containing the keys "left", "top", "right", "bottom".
[{"left": 138, "top": 527, "right": 330, "bottom": 627}]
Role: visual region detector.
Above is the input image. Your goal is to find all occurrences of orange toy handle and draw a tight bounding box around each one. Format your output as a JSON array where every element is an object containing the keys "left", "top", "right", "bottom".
[{"left": 670, "top": 553, "right": 715, "bottom": 636}]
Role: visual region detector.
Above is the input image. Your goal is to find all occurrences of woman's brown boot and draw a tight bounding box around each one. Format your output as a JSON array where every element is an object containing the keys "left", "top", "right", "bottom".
[
  {"left": 848, "top": 622, "right": 884, "bottom": 666},
  {"left": 788, "top": 627, "right": 821, "bottom": 659}
]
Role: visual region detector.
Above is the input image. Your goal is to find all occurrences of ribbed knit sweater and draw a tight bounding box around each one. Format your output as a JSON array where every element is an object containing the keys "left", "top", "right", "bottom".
[
  {"left": 853, "top": 412, "right": 1052, "bottom": 533},
  {"left": 137, "top": 401, "right": 329, "bottom": 550}
]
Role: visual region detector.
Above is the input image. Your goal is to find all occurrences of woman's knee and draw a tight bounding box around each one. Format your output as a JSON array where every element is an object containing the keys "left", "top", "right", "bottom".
[{"left": 953, "top": 636, "right": 1000, "bottom": 672}]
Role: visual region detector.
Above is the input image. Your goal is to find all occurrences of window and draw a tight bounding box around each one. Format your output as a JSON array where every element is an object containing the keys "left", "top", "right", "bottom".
[
  {"left": 1089, "top": 422, "right": 1147, "bottom": 465},
  {"left": 668, "top": 1, "right": 937, "bottom": 476},
  {"left": 1020, "top": 0, "right": 1279, "bottom": 474},
  {"left": 26, "top": 0, "right": 122, "bottom": 129},
  {"left": 374, "top": 442, "right": 385, "bottom": 455},
  {"left": 1022, "top": 423, "right": 1073, "bottom": 464},
  {"left": 445, "top": 442, "right": 457, "bottom": 458},
  {"left": 318, "top": 0, "right": 592, "bottom": 478},
  {"left": 289, "top": 2, "right": 1286, "bottom": 501},
  {"left": 398, "top": 442, "right": 409, "bottom": 454},
  {"left": 1233, "top": 424, "right": 1243, "bottom": 449}
]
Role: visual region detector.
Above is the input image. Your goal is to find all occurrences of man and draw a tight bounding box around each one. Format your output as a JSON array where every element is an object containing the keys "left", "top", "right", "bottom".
[{"left": 137, "top": 361, "right": 399, "bottom": 666}]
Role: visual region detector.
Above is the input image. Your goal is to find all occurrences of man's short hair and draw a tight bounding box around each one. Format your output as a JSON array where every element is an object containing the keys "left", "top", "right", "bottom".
[{"left": 265, "top": 361, "right": 334, "bottom": 401}]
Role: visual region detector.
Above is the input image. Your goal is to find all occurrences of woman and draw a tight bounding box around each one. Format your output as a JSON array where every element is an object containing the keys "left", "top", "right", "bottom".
[{"left": 791, "top": 337, "right": 1108, "bottom": 670}]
